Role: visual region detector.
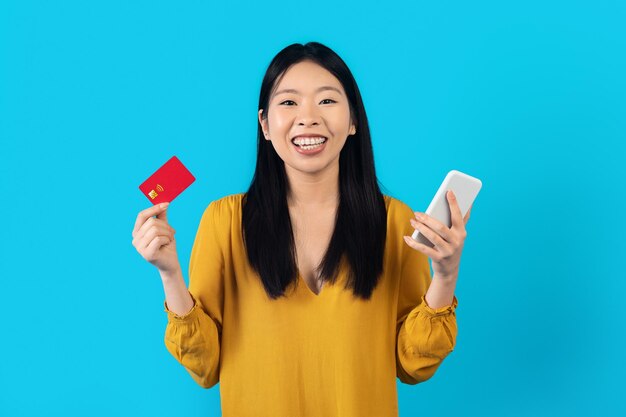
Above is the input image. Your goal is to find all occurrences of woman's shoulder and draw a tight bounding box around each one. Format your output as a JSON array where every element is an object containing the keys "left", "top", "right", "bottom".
[
  {"left": 382, "top": 195, "right": 419, "bottom": 251},
  {"left": 201, "top": 193, "right": 245, "bottom": 220},
  {"left": 383, "top": 194, "right": 415, "bottom": 219},
  {"left": 210, "top": 192, "right": 245, "bottom": 208}
]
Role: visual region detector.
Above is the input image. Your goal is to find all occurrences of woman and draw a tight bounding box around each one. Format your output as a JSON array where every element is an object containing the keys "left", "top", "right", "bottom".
[{"left": 132, "top": 41, "right": 471, "bottom": 417}]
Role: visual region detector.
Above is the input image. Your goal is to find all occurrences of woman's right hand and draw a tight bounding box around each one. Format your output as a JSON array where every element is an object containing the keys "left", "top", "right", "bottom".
[{"left": 132, "top": 202, "right": 181, "bottom": 274}]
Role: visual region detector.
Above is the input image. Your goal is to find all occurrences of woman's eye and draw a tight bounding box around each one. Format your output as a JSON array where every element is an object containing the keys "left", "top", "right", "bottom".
[{"left": 279, "top": 99, "right": 336, "bottom": 106}]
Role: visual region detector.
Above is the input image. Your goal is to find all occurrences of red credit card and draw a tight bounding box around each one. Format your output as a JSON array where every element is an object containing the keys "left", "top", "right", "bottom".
[{"left": 139, "top": 156, "right": 195, "bottom": 205}]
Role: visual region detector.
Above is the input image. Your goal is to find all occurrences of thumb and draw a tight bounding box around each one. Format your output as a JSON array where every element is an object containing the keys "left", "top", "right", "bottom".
[{"left": 156, "top": 202, "right": 169, "bottom": 222}]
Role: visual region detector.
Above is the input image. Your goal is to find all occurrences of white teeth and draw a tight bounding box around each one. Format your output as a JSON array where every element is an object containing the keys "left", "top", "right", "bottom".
[
  {"left": 292, "top": 136, "right": 327, "bottom": 146},
  {"left": 300, "top": 143, "right": 324, "bottom": 150}
]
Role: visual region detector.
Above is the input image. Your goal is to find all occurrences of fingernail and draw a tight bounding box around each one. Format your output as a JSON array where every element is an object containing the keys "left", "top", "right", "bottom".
[{"left": 160, "top": 203, "right": 169, "bottom": 208}]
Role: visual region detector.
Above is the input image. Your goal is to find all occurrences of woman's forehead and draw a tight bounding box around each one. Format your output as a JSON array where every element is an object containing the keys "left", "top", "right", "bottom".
[{"left": 272, "top": 61, "right": 344, "bottom": 96}]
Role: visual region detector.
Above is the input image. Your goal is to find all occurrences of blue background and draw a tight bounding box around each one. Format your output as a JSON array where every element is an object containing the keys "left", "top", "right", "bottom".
[{"left": 1, "top": 0, "right": 624, "bottom": 416}]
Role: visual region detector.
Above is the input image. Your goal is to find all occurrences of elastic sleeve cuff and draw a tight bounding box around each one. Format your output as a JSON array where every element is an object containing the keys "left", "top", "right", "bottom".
[
  {"left": 164, "top": 292, "right": 201, "bottom": 322},
  {"left": 418, "top": 294, "right": 458, "bottom": 317}
]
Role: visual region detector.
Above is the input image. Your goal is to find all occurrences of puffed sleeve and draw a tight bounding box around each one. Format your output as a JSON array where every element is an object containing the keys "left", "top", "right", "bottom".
[
  {"left": 164, "top": 199, "right": 226, "bottom": 389},
  {"left": 394, "top": 200, "right": 459, "bottom": 385}
]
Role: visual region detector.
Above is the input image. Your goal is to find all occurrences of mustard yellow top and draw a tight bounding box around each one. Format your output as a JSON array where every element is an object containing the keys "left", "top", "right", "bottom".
[{"left": 164, "top": 193, "right": 458, "bottom": 417}]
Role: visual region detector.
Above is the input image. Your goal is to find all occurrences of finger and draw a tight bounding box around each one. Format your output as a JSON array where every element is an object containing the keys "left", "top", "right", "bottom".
[
  {"left": 156, "top": 205, "right": 168, "bottom": 222},
  {"left": 136, "top": 215, "right": 173, "bottom": 241},
  {"left": 410, "top": 218, "right": 449, "bottom": 249},
  {"left": 403, "top": 235, "right": 440, "bottom": 260},
  {"left": 144, "top": 231, "right": 174, "bottom": 249},
  {"left": 447, "top": 190, "right": 463, "bottom": 230},
  {"left": 413, "top": 212, "right": 453, "bottom": 243},
  {"left": 145, "top": 235, "right": 172, "bottom": 260},
  {"left": 134, "top": 222, "right": 175, "bottom": 250},
  {"left": 137, "top": 207, "right": 171, "bottom": 239},
  {"left": 133, "top": 202, "right": 170, "bottom": 238}
]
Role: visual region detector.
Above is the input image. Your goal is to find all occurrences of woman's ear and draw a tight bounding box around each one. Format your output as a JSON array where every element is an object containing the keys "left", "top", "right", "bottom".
[{"left": 258, "top": 109, "right": 270, "bottom": 140}]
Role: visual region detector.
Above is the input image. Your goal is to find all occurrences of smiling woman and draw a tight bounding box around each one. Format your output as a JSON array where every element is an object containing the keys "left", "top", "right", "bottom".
[
  {"left": 261, "top": 66, "right": 354, "bottom": 163},
  {"left": 251, "top": 54, "right": 379, "bottom": 300},
  {"left": 263, "top": 78, "right": 353, "bottom": 157},
  {"left": 154, "top": 42, "right": 463, "bottom": 417}
]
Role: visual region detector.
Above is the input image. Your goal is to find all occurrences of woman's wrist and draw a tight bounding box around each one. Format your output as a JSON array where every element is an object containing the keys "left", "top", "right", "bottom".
[
  {"left": 425, "top": 274, "right": 458, "bottom": 309},
  {"left": 159, "top": 267, "right": 194, "bottom": 317},
  {"left": 159, "top": 265, "right": 184, "bottom": 283}
]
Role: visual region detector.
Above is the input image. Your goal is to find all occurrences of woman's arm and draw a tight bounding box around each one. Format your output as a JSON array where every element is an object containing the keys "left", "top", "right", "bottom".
[
  {"left": 162, "top": 199, "right": 229, "bottom": 389},
  {"left": 405, "top": 190, "right": 471, "bottom": 309},
  {"left": 393, "top": 197, "right": 463, "bottom": 384}
]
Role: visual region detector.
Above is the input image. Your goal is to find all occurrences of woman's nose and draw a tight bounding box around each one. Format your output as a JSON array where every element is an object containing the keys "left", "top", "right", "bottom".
[{"left": 296, "top": 100, "right": 321, "bottom": 125}]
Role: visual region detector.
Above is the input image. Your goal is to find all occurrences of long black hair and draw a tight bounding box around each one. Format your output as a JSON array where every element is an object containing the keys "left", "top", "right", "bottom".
[{"left": 242, "top": 42, "right": 387, "bottom": 300}]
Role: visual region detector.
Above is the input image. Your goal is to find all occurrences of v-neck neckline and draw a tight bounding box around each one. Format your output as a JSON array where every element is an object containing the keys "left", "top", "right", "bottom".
[
  {"left": 297, "top": 270, "right": 325, "bottom": 297},
  {"left": 296, "top": 256, "right": 348, "bottom": 298}
]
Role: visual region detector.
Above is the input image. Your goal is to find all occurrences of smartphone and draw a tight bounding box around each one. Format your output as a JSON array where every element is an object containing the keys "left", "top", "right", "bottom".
[{"left": 411, "top": 170, "right": 482, "bottom": 247}]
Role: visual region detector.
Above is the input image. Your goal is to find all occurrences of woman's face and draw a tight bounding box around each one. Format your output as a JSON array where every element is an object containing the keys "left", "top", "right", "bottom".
[{"left": 258, "top": 60, "right": 356, "bottom": 178}]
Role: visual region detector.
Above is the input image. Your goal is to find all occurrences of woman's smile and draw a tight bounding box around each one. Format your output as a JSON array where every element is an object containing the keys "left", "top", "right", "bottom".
[
  {"left": 292, "top": 136, "right": 328, "bottom": 155},
  {"left": 258, "top": 59, "right": 356, "bottom": 176}
]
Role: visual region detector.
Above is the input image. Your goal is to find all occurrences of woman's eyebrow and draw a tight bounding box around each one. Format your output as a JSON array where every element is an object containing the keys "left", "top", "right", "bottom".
[{"left": 274, "top": 86, "right": 343, "bottom": 96}]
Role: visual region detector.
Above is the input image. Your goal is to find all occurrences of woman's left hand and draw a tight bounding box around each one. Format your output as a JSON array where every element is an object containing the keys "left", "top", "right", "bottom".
[{"left": 403, "top": 190, "right": 472, "bottom": 281}]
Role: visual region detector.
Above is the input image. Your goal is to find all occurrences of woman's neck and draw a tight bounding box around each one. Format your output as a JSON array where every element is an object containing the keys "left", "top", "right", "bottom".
[{"left": 285, "top": 163, "right": 339, "bottom": 209}]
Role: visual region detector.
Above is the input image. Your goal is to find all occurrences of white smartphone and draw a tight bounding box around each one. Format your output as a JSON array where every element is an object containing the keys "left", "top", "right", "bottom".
[{"left": 411, "top": 170, "right": 483, "bottom": 247}]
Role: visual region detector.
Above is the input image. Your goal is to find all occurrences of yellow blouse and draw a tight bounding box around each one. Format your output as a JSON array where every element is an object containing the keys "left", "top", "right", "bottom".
[{"left": 164, "top": 193, "right": 458, "bottom": 417}]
